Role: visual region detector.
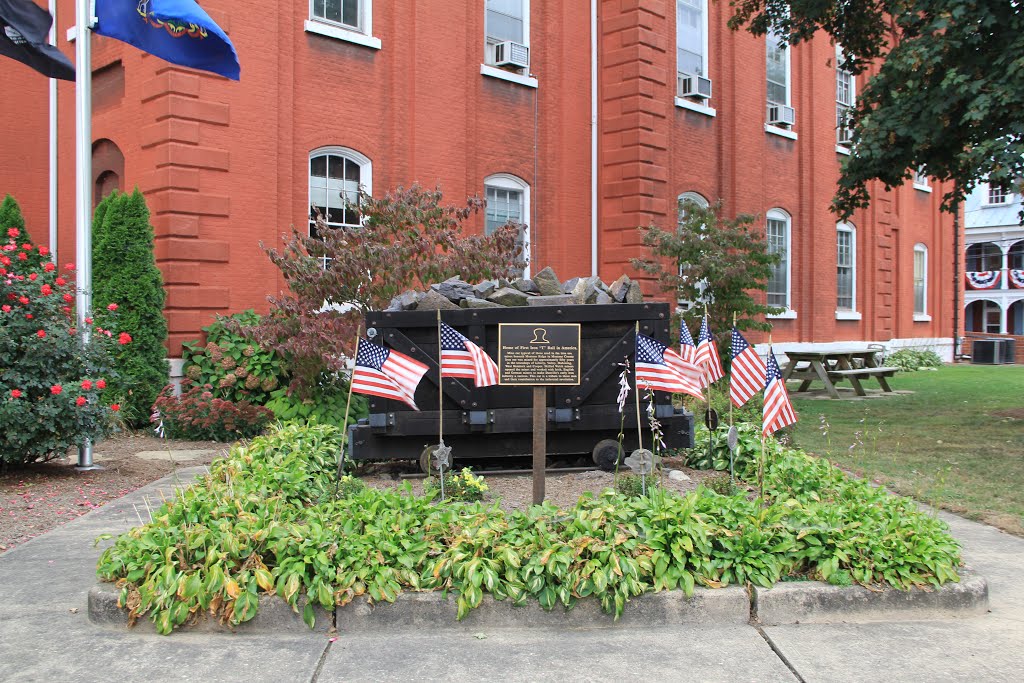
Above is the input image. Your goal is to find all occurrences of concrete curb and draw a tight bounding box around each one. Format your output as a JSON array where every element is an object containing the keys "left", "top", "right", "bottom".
[
  {"left": 88, "top": 568, "right": 989, "bottom": 634},
  {"left": 753, "top": 569, "right": 989, "bottom": 625}
]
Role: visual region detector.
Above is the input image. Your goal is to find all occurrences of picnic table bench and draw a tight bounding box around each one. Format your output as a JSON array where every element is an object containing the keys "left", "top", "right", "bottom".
[{"left": 780, "top": 348, "right": 898, "bottom": 399}]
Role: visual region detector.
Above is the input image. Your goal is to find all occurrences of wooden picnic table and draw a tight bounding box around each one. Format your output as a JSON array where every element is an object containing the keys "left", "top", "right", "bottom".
[{"left": 780, "top": 347, "right": 899, "bottom": 399}]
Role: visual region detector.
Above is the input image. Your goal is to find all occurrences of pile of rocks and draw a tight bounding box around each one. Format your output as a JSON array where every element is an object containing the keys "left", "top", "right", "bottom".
[{"left": 385, "top": 267, "right": 645, "bottom": 311}]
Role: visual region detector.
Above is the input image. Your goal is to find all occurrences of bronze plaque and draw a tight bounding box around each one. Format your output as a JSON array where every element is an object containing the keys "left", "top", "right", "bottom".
[{"left": 498, "top": 323, "right": 581, "bottom": 386}]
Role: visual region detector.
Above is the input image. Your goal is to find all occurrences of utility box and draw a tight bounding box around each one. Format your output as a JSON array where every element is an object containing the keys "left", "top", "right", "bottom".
[
  {"left": 972, "top": 338, "right": 1013, "bottom": 364},
  {"left": 348, "top": 303, "right": 695, "bottom": 470}
]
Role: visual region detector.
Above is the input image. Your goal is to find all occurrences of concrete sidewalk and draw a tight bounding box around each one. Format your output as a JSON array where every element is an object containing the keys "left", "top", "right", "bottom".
[{"left": 0, "top": 469, "right": 1022, "bottom": 682}]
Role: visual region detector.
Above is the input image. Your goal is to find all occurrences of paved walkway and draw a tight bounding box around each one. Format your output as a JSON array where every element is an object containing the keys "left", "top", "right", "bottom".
[{"left": 0, "top": 469, "right": 1021, "bottom": 682}]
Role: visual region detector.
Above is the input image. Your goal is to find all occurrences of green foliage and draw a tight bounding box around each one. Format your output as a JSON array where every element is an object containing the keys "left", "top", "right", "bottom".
[
  {"left": 631, "top": 200, "right": 783, "bottom": 360},
  {"left": 181, "top": 310, "right": 286, "bottom": 404},
  {"left": 886, "top": 348, "right": 943, "bottom": 373},
  {"left": 264, "top": 381, "right": 368, "bottom": 429},
  {"left": 0, "top": 195, "right": 48, "bottom": 271},
  {"left": 91, "top": 189, "right": 168, "bottom": 425},
  {"left": 685, "top": 422, "right": 779, "bottom": 472},
  {"left": 250, "top": 184, "right": 526, "bottom": 395},
  {"left": 425, "top": 467, "right": 489, "bottom": 502},
  {"left": 1, "top": 241, "right": 123, "bottom": 466},
  {"left": 151, "top": 383, "right": 274, "bottom": 442},
  {"left": 336, "top": 474, "right": 366, "bottom": 498},
  {"left": 704, "top": 473, "right": 739, "bottom": 496},
  {"left": 727, "top": 1, "right": 1024, "bottom": 218},
  {"left": 615, "top": 474, "right": 658, "bottom": 498},
  {"left": 96, "top": 423, "right": 963, "bottom": 635}
]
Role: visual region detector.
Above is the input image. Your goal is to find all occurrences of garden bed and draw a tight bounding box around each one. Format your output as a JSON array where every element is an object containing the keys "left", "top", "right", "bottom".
[{"left": 94, "top": 422, "right": 965, "bottom": 635}]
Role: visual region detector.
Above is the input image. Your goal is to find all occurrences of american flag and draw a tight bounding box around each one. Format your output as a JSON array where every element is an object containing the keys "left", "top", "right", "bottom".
[
  {"left": 439, "top": 322, "right": 499, "bottom": 387},
  {"left": 679, "top": 319, "right": 698, "bottom": 364},
  {"left": 351, "top": 338, "right": 429, "bottom": 410},
  {"left": 636, "top": 333, "right": 704, "bottom": 400},
  {"left": 729, "top": 327, "right": 766, "bottom": 408},
  {"left": 694, "top": 315, "right": 725, "bottom": 385},
  {"left": 762, "top": 348, "right": 797, "bottom": 436}
]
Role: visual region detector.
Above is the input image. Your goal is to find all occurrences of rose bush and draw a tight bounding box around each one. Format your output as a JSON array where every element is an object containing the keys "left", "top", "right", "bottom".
[{"left": 0, "top": 229, "right": 128, "bottom": 468}]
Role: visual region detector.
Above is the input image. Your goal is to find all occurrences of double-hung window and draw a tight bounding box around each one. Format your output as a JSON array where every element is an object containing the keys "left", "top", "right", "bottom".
[
  {"left": 311, "top": 0, "right": 362, "bottom": 32},
  {"left": 766, "top": 33, "right": 789, "bottom": 105},
  {"left": 308, "top": 148, "right": 372, "bottom": 267},
  {"left": 913, "top": 244, "right": 928, "bottom": 318},
  {"left": 484, "top": 174, "right": 530, "bottom": 276},
  {"left": 306, "top": 1, "right": 379, "bottom": 48},
  {"left": 836, "top": 223, "right": 856, "bottom": 312},
  {"left": 485, "top": 1, "right": 529, "bottom": 71},
  {"left": 987, "top": 182, "right": 1010, "bottom": 205},
  {"left": 835, "top": 48, "right": 854, "bottom": 146},
  {"left": 676, "top": 1, "right": 710, "bottom": 100},
  {"left": 766, "top": 210, "right": 791, "bottom": 310}
]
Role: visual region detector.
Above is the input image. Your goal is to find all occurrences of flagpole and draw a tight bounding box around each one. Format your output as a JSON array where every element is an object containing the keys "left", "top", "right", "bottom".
[
  {"left": 634, "top": 321, "right": 643, "bottom": 452},
  {"left": 335, "top": 326, "right": 362, "bottom": 493},
  {"left": 760, "top": 334, "right": 773, "bottom": 502},
  {"left": 729, "top": 311, "right": 736, "bottom": 427},
  {"left": 437, "top": 310, "right": 443, "bottom": 448},
  {"left": 48, "top": 0, "right": 58, "bottom": 262},
  {"left": 703, "top": 305, "right": 713, "bottom": 470},
  {"left": 74, "top": 0, "right": 97, "bottom": 470}
]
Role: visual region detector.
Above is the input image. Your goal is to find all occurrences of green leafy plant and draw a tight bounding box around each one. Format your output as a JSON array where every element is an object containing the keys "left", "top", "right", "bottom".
[
  {"left": 615, "top": 474, "right": 658, "bottom": 498},
  {"left": 264, "top": 380, "right": 367, "bottom": 429},
  {"left": 247, "top": 184, "right": 526, "bottom": 395},
  {"left": 1, "top": 236, "right": 126, "bottom": 467},
  {"left": 425, "top": 467, "right": 489, "bottom": 502},
  {"left": 90, "top": 189, "right": 169, "bottom": 426},
  {"left": 886, "top": 349, "right": 943, "bottom": 373},
  {"left": 181, "top": 310, "right": 286, "bottom": 405},
  {"left": 151, "top": 382, "right": 274, "bottom": 442},
  {"left": 684, "top": 422, "right": 777, "bottom": 472},
  {"left": 0, "top": 195, "right": 48, "bottom": 272},
  {"left": 704, "top": 473, "right": 739, "bottom": 496}
]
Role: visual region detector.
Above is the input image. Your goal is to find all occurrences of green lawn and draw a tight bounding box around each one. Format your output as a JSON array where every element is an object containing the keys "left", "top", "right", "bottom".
[{"left": 789, "top": 364, "right": 1024, "bottom": 535}]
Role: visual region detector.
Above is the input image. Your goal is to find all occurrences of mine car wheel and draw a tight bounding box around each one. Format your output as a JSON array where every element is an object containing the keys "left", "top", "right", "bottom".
[
  {"left": 592, "top": 439, "right": 624, "bottom": 472},
  {"left": 419, "top": 445, "right": 441, "bottom": 475}
]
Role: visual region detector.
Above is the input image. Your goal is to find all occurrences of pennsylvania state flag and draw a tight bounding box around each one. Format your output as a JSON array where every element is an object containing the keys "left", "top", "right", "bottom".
[
  {"left": 0, "top": 0, "right": 75, "bottom": 80},
  {"left": 94, "top": 0, "right": 239, "bottom": 80}
]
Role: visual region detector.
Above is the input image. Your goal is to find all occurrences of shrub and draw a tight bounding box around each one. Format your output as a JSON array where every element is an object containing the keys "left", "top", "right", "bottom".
[
  {"left": 151, "top": 382, "right": 274, "bottom": 442},
  {"left": 1, "top": 239, "right": 126, "bottom": 467},
  {"left": 181, "top": 310, "right": 287, "bottom": 405},
  {"left": 703, "top": 473, "right": 739, "bottom": 496},
  {"left": 615, "top": 473, "right": 659, "bottom": 498},
  {"left": 425, "top": 467, "right": 489, "bottom": 502},
  {"left": 91, "top": 189, "right": 168, "bottom": 425},
  {"left": 0, "top": 195, "right": 48, "bottom": 272},
  {"left": 264, "top": 380, "right": 368, "bottom": 429},
  {"left": 886, "top": 348, "right": 943, "bottom": 372},
  {"left": 684, "top": 421, "right": 779, "bottom": 472},
  {"left": 248, "top": 184, "right": 526, "bottom": 395}
]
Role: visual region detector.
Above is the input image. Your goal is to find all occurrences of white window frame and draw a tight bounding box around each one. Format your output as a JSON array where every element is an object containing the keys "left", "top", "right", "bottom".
[
  {"left": 676, "top": 192, "right": 710, "bottom": 308},
  {"left": 305, "top": 0, "right": 381, "bottom": 49},
  {"left": 308, "top": 147, "right": 372, "bottom": 270},
  {"left": 985, "top": 182, "right": 1011, "bottom": 206},
  {"left": 484, "top": 173, "right": 531, "bottom": 277},
  {"left": 766, "top": 31, "right": 791, "bottom": 107},
  {"left": 913, "top": 243, "right": 929, "bottom": 321},
  {"left": 835, "top": 45, "right": 855, "bottom": 148},
  {"left": 835, "top": 222, "right": 859, "bottom": 319},
  {"left": 913, "top": 167, "right": 932, "bottom": 192},
  {"left": 484, "top": 2, "right": 530, "bottom": 64},
  {"left": 765, "top": 208, "right": 796, "bottom": 318},
  {"left": 676, "top": 1, "right": 709, "bottom": 90}
]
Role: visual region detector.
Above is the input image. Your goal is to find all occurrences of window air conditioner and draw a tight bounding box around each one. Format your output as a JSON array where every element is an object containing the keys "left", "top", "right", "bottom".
[
  {"left": 493, "top": 41, "right": 530, "bottom": 69},
  {"left": 678, "top": 73, "right": 712, "bottom": 100},
  {"left": 767, "top": 104, "right": 796, "bottom": 127}
]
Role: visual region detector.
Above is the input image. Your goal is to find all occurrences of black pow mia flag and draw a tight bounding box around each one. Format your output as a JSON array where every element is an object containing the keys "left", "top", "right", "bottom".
[{"left": 0, "top": 0, "right": 75, "bottom": 80}]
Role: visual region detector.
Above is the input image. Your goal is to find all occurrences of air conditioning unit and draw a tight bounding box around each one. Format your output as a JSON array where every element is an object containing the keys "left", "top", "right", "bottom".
[
  {"left": 493, "top": 41, "right": 530, "bottom": 69},
  {"left": 678, "top": 73, "right": 712, "bottom": 100},
  {"left": 767, "top": 104, "right": 796, "bottom": 127}
]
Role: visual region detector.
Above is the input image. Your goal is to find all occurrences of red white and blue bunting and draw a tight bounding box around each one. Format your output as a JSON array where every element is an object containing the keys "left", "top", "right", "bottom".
[
  {"left": 966, "top": 271, "right": 1001, "bottom": 290},
  {"left": 1010, "top": 269, "right": 1024, "bottom": 289}
]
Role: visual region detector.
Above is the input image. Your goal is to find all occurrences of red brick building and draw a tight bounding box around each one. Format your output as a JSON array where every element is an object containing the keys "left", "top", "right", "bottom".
[{"left": 1, "top": 0, "right": 960, "bottom": 359}]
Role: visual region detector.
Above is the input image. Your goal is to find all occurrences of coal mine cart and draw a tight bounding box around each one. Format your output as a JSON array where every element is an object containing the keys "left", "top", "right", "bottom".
[{"left": 348, "top": 302, "right": 695, "bottom": 471}]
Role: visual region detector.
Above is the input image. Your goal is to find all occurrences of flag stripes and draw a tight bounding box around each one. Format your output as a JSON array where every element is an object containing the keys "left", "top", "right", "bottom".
[
  {"left": 351, "top": 338, "right": 428, "bottom": 410},
  {"left": 636, "top": 333, "right": 704, "bottom": 400},
  {"left": 439, "top": 322, "right": 498, "bottom": 387},
  {"left": 729, "top": 327, "right": 766, "bottom": 408},
  {"left": 762, "top": 349, "right": 797, "bottom": 436},
  {"left": 695, "top": 315, "right": 725, "bottom": 385}
]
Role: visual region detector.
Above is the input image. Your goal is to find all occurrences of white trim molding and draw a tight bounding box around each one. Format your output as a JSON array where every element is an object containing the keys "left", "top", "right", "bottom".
[
  {"left": 304, "top": 20, "right": 381, "bottom": 49},
  {"left": 765, "top": 124, "right": 798, "bottom": 140},
  {"left": 480, "top": 64, "right": 538, "bottom": 88},
  {"left": 675, "top": 98, "right": 716, "bottom": 117}
]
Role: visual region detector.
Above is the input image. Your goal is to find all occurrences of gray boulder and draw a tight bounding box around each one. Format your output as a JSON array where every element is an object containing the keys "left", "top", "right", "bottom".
[
  {"left": 472, "top": 280, "right": 498, "bottom": 299},
  {"left": 461, "top": 297, "right": 502, "bottom": 309},
  {"left": 488, "top": 287, "right": 530, "bottom": 307},
  {"left": 562, "top": 277, "right": 580, "bottom": 294},
  {"left": 527, "top": 294, "right": 578, "bottom": 307},
  {"left": 593, "top": 290, "right": 613, "bottom": 304},
  {"left": 609, "top": 275, "right": 631, "bottom": 303},
  {"left": 417, "top": 289, "right": 460, "bottom": 311},
  {"left": 511, "top": 278, "right": 540, "bottom": 294},
  {"left": 532, "top": 267, "right": 563, "bottom": 296},
  {"left": 431, "top": 278, "right": 475, "bottom": 303},
  {"left": 625, "top": 281, "right": 644, "bottom": 304}
]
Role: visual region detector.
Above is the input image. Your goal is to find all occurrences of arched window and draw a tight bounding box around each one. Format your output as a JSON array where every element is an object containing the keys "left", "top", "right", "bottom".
[
  {"left": 1008, "top": 240, "right": 1024, "bottom": 270},
  {"left": 92, "top": 139, "right": 124, "bottom": 208},
  {"left": 966, "top": 242, "right": 1002, "bottom": 271},
  {"left": 308, "top": 147, "right": 372, "bottom": 239},
  {"left": 677, "top": 191, "right": 709, "bottom": 228},
  {"left": 766, "top": 209, "right": 792, "bottom": 311},
  {"left": 484, "top": 173, "right": 530, "bottom": 276},
  {"left": 836, "top": 222, "right": 856, "bottom": 312},
  {"left": 913, "top": 243, "right": 928, "bottom": 317}
]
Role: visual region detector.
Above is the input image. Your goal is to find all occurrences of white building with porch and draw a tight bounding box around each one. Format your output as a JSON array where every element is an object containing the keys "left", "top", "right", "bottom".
[{"left": 964, "top": 183, "right": 1024, "bottom": 336}]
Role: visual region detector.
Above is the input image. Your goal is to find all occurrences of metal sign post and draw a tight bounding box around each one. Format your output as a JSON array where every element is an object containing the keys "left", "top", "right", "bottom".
[{"left": 498, "top": 323, "right": 581, "bottom": 505}]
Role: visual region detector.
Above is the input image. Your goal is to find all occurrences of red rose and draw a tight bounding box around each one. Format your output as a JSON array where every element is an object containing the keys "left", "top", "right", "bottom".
[
  {"left": 55, "top": 277, "right": 66, "bottom": 286},
  {"left": 64, "top": 263, "right": 74, "bottom": 271},
  {"left": 43, "top": 262, "right": 55, "bottom": 272},
  {"left": 28, "top": 273, "right": 37, "bottom": 281},
  {"left": 118, "top": 332, "right": 132, "bottom": 345},
  {"left": 36, "top": 329, "right": 45, "bottom": 338},
  {"left": 62, "top": 294, "right": 73, "bottom": 303},
  {"left": 85, "top": 317, "right": 93, "bottom": 324},
  {"left": 75, "top": 396, "right": 87, "bottom": 407},
  {"left": 50, "top": 385, "right": 62, "bottom": 395},
  {"left": 38, "top": 245, "right": 49, "bottom": 256},
  {"left": 81, "top": 379, "right": 93, "bottom": 390},
  {"left": 6, "top": 228, "right": 17, "bottom": 237},
  {"left": 96, "top": 379, "right": 106, "bottom": 389},
  {"left": 0, "top": 256, "right": 9, "bottom": 266},
  {"left": 110, "top": 404, "right": 120, "bottom": 412},
  {"left": 18, "top": 296, "right": 28, "bottom": 304},
  {"left": 40, "top": 284, "right": 52, "bottom": 296},
  {"left": 1, "top": 305, "right": 9, "bottom": 312},
  {"left": 21, "top": 243, "right": 31, "bottom": 250},
  {"left": 17, "top": 252, "right": 27, "bottom": 260},
  {"left": 107, "top": 303, "right": 118, "bottom": 311},
  {"left": 25, "top": 314, "right": 32, "bottom": 320},
  {"left": 10, "top": 389, "right": 21, "bottom": 398}
]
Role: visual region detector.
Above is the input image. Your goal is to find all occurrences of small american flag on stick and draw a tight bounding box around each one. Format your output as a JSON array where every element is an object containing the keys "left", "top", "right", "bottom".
[
  {"left": 729, "top": 327, "right": 766, "bottom": 408},
  {"left": 439, "top": 322, "right": 499, "bottom": 387},
  {"left": 636, "top": 333, "right": 704, "bottom": 400},
  {"left": 762, "top": 348, "right": 797, "bottom": 436},
  {"left": 351, "top": 338, "right": 429, "bottom": 410},
  {"left": 695, "top": 315, "right": 725, "bottom": 385}
]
